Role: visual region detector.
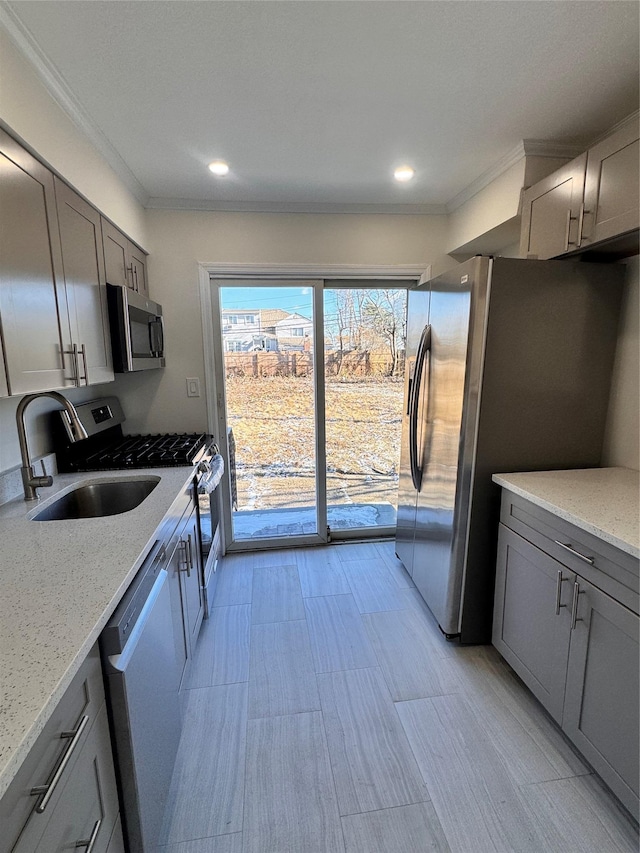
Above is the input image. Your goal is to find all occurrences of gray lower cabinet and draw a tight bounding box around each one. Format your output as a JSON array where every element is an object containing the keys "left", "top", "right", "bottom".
[
  {"left": 493, "top": 494, "right": 639, "bottom": 820},
  {"left": 165, "top": 489, "right": 205, "bottom": 699},
  {"left": 563, "top": 576, "right": 640, "bottom": 817},
  {"left": 0, "top": 644, "right": 122, "bottom": 853}
]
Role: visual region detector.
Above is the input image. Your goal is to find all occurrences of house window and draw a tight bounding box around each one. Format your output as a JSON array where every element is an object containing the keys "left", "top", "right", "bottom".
[{"left": 291, "top": 327, "right": 304, "bottom": 336}]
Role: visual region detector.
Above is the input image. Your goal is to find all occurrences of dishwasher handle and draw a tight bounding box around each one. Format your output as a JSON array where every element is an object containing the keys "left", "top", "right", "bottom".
[{"left": 106, "top": 569, "right": 169, "bottom": 672}]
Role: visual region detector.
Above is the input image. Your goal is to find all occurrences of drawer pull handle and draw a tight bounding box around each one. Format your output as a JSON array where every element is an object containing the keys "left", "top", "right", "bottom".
[
  {"left": 571, "top": 581, "right": 586, "bottom": 630},
  {"left": 30, "top": 714, "right": 89, "bottom": 812},
  {"left": 553, "top": 541, "right": 595, "bottom": 565},
  {"left": 555, "top": 570, "right": 569, "bottom": 615},
  {"left": 76, "top": 818, "right": 102, "bottom": 852}
]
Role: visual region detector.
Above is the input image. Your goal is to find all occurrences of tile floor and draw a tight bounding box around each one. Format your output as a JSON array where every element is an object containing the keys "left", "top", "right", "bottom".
[{"left": 158, "top": 541, "right": 639, "bottom": 853}]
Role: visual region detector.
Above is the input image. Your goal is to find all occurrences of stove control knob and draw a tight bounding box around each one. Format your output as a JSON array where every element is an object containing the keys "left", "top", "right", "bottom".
[{"left": 198, "top": 459, "right": 211, "bottom": 475}]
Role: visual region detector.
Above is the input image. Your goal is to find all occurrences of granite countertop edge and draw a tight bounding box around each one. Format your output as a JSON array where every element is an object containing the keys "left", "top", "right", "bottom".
[
  {"left": 492, "top": 467, "right": 640, "bottom": 560},
  {"left": 0, "top": 459, "right": 222, "bottom": 800}
]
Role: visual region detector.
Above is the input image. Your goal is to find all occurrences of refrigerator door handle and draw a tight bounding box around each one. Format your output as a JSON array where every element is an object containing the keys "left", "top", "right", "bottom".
[{"left": 409, "top": 324, "right": 431, "bottom": 492}]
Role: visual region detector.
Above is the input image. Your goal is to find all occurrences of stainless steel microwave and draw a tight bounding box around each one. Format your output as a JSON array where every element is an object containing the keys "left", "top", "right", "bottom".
[{"left": 107, "top": 284, "right": 165, "bottom": 372}]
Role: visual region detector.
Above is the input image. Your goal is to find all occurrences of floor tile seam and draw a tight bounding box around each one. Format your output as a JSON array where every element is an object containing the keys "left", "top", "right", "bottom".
[
  {"left": 449, "top": 680, "right": 591, "bottom": 781},
  {"left": 157, "top": 828, "right": 243, "bottom": 849},
  {"left": 338, "top": 798, "right": 434, "bottom": 820},
  {"left": 246, "top": 706, "right": 324, "bottom": 723},
  {"left": 184, "top": 677, "right": 250, "bottom": 691},
  {"left": 315, "top": 705, "right": 351, "bottom": 833},
  {"left": 251, "top": 614, "right": 308, "bottom": 626}
]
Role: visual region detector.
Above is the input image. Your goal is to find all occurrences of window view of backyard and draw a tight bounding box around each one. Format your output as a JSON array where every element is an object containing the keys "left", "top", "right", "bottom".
[{"left": 219, "top": 285, "right": 407, "bottom": 541}]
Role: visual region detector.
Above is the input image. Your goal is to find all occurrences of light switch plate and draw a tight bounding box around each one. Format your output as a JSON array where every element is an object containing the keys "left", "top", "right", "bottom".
[{"left": 186, "top": 377, "right": 201, "bottom": 397}]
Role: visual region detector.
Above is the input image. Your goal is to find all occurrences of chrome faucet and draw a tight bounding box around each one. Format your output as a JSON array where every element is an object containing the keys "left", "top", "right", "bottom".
[{"left": 16, "top": 391, "right": 88, "bottom": 501}]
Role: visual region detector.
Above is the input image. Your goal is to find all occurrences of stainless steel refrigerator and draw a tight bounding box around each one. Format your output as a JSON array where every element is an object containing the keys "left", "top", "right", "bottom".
[{"left": 396, "top": 256, "right": 623, "bottom": 644}]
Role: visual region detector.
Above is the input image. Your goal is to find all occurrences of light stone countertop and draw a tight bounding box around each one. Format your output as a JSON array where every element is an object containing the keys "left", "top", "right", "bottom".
[
  {"left": 492, "top": 467, "right": 640, "bottom": 559},
  {"left": 0, "top": 464, "right": 200, "bottom": 800}
]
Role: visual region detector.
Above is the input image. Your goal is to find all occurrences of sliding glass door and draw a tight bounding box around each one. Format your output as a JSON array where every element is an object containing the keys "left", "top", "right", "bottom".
[{"left": 211, "top": 279, "right": 408, "bottom": 550}]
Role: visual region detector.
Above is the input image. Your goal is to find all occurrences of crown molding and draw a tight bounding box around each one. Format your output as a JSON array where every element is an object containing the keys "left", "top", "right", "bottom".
[
  {"left": 145, "top": 197, "right": 448, "bottom": 215},
  {"left": 589, "top": 109, "right": 639, "bottom": 147},
  {"left": 445, "top": 138, "right": 586, "bottom": 214},
  {"left": 0, "top": 3, "right": 149, "bottom": 206}
]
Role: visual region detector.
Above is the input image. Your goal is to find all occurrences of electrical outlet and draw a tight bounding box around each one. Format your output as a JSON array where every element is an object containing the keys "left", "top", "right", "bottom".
[{"left": 186, "top": 377, "right": 201, "bottom": 397}]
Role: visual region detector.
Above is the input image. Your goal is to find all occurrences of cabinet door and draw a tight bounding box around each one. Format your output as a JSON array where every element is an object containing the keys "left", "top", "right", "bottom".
[
  {"left": 129, "top": 244, "right": 148, "bottom": 296},
  {"left": 493, "top": 525, "right": 574, "bottom": 722},
  {"left": 101, "top": 218, "right": 130, "bottom": 290},
  {"left": 0, "top": 129, "right": 72, "bottom": 394},
  {"left": 519, "top": 154, "right": 587, "bottom": 259},
  {"left": 563, "top": 578, "right": 639, "bottom": 820},
  {"left": 13, "top": 705, "right": 119, "bottom": 853},
  {"left": 167, "top": 533, "right": 189, "bottom": 694},
  {"left": 582, "top": 123, "right": 639, "bottom": 247},
  {"left": 54, "top": 179, "right": 114, "bottom": 386},
  {"left": 179, "top": 511, "right": 205, "bottom": 657}
]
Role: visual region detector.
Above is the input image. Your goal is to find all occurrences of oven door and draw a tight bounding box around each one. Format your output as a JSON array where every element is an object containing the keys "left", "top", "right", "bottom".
[{"left": 195, "top": 457, "right": 224, "bottom": 617}]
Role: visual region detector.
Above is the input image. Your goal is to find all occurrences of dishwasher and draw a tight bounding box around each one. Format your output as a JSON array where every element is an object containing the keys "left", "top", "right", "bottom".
[{"left": 101, "top": 540, "right": 181, "bottom": 853}]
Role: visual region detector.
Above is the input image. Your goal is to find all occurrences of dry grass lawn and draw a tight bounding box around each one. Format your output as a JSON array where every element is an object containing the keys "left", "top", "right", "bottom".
[{"left": 225, "top": 375, "right": 404, "bottom": 511}]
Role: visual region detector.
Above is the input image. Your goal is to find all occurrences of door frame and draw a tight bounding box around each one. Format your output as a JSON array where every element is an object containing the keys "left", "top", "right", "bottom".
[{"left": 199, "top": 263, "right": 427, "bottom": 552}]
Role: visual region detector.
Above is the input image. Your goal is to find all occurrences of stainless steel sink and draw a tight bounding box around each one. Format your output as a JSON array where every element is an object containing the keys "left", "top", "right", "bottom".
[{"left": 32, "top": 478, "right": 160, "bottom": 521}]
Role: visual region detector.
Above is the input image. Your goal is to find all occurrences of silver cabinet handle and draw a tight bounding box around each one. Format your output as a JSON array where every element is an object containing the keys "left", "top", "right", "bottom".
[
  {"left": 571, "top": 581, "right": 585, "bottom": 630},
  {"left": 75, "top": 818, "right": 102, "bottom": 852},
  {"left": 187, "top": 533, "right": 194, "bottom": 571},
  {"left": 577, "top": 203, "right": 591, "bottom": 248},
  {"left": 79, "top": 344, "right": 89, "bottom": 385},
  {"left": 63, "top": 343, "right": 80, "bottom": 386},
  {"left": 179, "top": 538, "right": 191, "bottom": 577},
  {"left": 555, "top": 570, "right": 569, "bottom": 615},
  {"left": 564, "top": 209, "right": 578, "bottom": 251},
  {"left": 30, "top": 715, "right": 89, "bottom": 812},
  {"left": 126, "top": 263, "right": 134, "bottom": 289},
  {"left": 553, "top": 540, "right": 595, "bottom": 565}
]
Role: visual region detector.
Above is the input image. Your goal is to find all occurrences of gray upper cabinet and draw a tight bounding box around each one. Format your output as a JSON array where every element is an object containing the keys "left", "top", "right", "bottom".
[
  {"left": 102, "top": 218, "right": 149, "bottom": 297},
  {"left": 493, "top": 490, "right": 639, "bottom": 821},
  {"left": 581, "top": 122, "right": 640, "bottom": 248},
  {"left": 54, "top": 179, "right": 114, "bottom": 387},
  {"left": 519, "top": 154, "right": 587, "bottom": 260},
  {"left": 0, "top": 128, "right": 71, "bottom": 395},
  {"left": 520, "top": 121, "right": 639, "bottom": 259}
]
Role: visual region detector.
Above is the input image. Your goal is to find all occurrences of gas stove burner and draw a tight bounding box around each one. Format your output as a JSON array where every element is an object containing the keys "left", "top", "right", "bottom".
[{"left": 70, "top": 432, "right": 213, "bottom": 471}]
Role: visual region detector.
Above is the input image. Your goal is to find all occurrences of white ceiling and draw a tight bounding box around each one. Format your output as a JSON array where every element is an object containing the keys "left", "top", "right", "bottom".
[{"left": 2, "top": 0, "right": 639, "bottom": 213}]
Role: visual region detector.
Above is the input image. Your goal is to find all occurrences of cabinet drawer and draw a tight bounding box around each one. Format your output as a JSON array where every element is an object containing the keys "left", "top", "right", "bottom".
[
  {"left": 501, "top": 492, "right": 639, "bottom": 611},
  {"left": 0, "top": 644, "right": 105, "bottom": 853},
  {"left": 13, "top": 704, "right": 119, "bottom": 853}
]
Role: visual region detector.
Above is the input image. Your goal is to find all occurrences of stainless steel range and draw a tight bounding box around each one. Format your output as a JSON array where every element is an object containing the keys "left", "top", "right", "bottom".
[{"left": 53, "top": 395, "right": 223, "bottom": 615}]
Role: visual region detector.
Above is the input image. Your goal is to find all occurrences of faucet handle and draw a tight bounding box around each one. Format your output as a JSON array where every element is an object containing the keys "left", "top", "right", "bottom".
[
  {"left": 34, "top": 459, "right": 53, "bottom": 488},
  {"left": 39, "top": 459, "right": 47, "bottom": 478}
]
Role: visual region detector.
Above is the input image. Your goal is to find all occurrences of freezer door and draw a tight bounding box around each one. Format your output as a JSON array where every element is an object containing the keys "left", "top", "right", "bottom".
[
  {"left": 412, "top": 258, "right": 489, "bottom": 634},
  {"left": 395, "top": 286, "right": 430, "bottom": 574}
]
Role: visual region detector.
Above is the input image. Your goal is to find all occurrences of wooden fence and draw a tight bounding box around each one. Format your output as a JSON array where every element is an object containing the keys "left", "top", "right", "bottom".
[{"left": 224, "top": 350, "right": 404, "bottom": 378}]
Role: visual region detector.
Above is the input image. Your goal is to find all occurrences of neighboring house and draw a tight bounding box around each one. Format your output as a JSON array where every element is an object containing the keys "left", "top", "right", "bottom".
[
  {"left": 221, "top": 308, "right": 314, "bottom": 352},
  {"left": 275, "top": 313, "right": 314, "bottom": 351},
  {"left": 221, "top": 310, "right": 260, "bottom": 332},
  {"left": 223, "top": 332, "right": 278, "bottom": 352}
]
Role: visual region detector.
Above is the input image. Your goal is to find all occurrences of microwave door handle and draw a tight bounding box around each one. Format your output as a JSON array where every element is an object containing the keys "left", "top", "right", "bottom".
[
  {"left": 149, "top": 316, "right": 164, "bottom": 357},
  {"left": 121, "top": 294, "right": 135, "bottom": 371}
]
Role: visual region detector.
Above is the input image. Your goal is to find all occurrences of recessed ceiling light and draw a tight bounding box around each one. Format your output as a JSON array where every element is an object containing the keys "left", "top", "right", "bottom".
[
  {"left": 394, "top": 165, "right": 415, "bottom": 182},
  {"left": 208, "top": 160, "right": 229, "bottom": 176}
]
